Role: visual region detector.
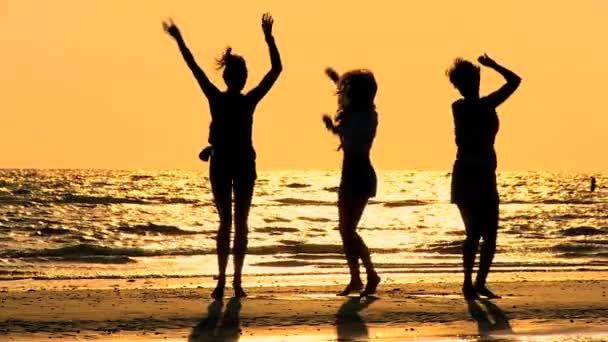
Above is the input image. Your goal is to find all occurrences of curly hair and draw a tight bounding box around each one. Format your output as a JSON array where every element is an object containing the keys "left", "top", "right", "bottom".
[
  {"left": 336, "top": 69, "right": 377, "bottom": 113},
  {"left": 446, "top": 58, "right": 480, "bottom": 92}
]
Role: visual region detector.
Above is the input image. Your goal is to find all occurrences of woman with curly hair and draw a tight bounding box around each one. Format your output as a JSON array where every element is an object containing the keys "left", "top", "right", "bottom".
[
  {"left": 163, "top": 13, "right": 282, "bottom": 299},
  {"left": 323, "top": 68, "right": 380, "bottom": 297},
  {"left": 446, "top": 54, "right": 521, "bottom": 299}
]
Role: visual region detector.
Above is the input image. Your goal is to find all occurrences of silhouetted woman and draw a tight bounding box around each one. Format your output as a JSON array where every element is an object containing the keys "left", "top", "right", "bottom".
[
  {"left": 323, "top": 68, "right": 380, "bottom": 297},
  {"left": 163, "top": 13, "right": 282, "bottom": 299},
  {"left": 446, "top": 54, "right": 521, "bottom": 299}
]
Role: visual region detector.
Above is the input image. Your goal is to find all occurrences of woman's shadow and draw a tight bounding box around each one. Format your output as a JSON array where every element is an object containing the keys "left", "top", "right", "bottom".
[
  {"left": 189, "top": 298, "right": 242, "bottom": 342},
  {"left": 336, "top": 296, "right": 378, "bottom": 341},
  {"left": 467, "top": 299, "right": 513, "bottom": 339}
]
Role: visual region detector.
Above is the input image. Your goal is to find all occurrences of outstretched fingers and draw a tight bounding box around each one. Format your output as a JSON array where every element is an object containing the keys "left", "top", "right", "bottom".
[
  {"left": 262, "top": 12, "right": 274, "bottom": 35},
  {"left": 162, "top": 18, "right": 179, "bottom": 37}
]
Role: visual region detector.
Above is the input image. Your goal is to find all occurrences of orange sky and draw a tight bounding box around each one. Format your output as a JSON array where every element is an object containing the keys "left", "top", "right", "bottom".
[{"left": 1, "top": 1, "right": 606, "bottom": 171}]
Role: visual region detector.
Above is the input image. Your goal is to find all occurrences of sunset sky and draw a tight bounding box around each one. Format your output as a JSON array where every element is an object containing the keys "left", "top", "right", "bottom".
[{"left": 1, "top": 1, "right": 606, "bottom": 171}]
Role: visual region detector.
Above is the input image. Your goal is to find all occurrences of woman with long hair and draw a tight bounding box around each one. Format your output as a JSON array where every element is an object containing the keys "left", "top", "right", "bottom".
[
  {"left": 163, "top": 13, "right": 282, "bottom": 299},
  {"left": 446, "top": 54, "right": 521, "bottom": 299},
  {"left": 323, "top": 68, "right": 380, "bottom": 297}
]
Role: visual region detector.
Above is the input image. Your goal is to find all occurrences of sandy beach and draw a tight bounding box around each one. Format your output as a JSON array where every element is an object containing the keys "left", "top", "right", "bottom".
[{"left": 1, "top": 272, "right": 607, "bottom": 341}]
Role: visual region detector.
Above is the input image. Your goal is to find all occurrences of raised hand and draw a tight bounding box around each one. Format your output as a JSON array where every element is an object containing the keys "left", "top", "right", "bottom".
[
  {"left": 478, "top": 53, "right": 497, "bottom": 68},
  {"left": 162, "top": 18, "right": 181, "bottom": 39},
  {"left": 325, "top": 67, "right": 340, "bottom": 85},
  {"left": 322, "top": 114, "right": 335, "bottom": 131},
  {"left": 262, "top": 13, "right": 274, "bottom": 38}
]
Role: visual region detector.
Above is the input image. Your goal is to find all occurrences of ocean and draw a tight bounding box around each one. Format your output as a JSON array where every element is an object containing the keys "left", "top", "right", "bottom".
[{"left": 0, "top": 169, "right": 606, "bottom": 282}]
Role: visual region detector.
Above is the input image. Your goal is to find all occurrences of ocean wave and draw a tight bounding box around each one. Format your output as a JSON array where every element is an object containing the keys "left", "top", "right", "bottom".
[
  {"left": 285, "top": 182, "right": 310, "bottom": 189},
  {"left": 0, "top": 194, "right": 201, "bottom": 206},
  {"left": 263, "top": 216, "right": 291, "bottom": 223},
  {"left": 115, "top": 223, "right": 200, "bottom": 236},
  {"left": 558, "top": 252, "right": 608, "bottom": 259},
  {"left": 130, "top": 175, "right": 154, "bottom": 181},
  {"left": 56, "top": 194, "right": 151, "bottom": 205},
  {"left": 61, "top": 194, "right": 199, "bottom": 205},
  {"left": 255, "top": 227, "right": 300, "bottom": 234},
  {"left": 251, "top": 260, "right": 312, "bottom": 267},
  {"left": 297, "top": 216, "right": 331, "bottom": 223},
  {"left": 381, "top": 199, "right": 433, "bottom": 207},
  {"left": 423, "top": 241, "right": 463, "bottom": 255},
  {"left": 550, "top": 243, "right": 606, "bottom": 254},
  {"left": 25, "top": 255, "right": 137, "bottom": 264},
  {"left": 248, "top": 244, "right": 404, "bottom": 255},
  {"left": 0, "top": 195, "right": 34, "bottom": 205},
  {"left": 503, "top": 199, "right": 606, "bottom": 205},
  {"left": 0, "top": 244, "right": 212, "bottom": 258},
  {"left": 561, "top": 226, "right": 607, "bottom": 237},
  {"left": 273, "top": 198, "right": 335, "bottom": 206},
  {"left": 271, "top": 197, "right": 433, "bottom": 207},
  {"left": 0, "top": 242, "right": 403, "bottom": 259},
  {"left": 31, "top": 227, "right": 76, "bottom": 236}
]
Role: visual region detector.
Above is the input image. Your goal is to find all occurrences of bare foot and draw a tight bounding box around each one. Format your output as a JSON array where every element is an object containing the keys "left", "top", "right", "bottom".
[
  {"left": 233, "top": 283, "right": 248, "bottom": 298},
  {"left": 337, "top": 279, "right": 363, "bottom": 296},
  {"left": 211, "top": 281, "right": 225, "bottom": 300},
  {"left": 462, "top": 284, "right": 479, "bottom": 300},
  {"left": 360, "top": 273, "right": 380, "bottom": 297},
  {"left": 475, "top": 284, "right": 501, "bottom": 299}
]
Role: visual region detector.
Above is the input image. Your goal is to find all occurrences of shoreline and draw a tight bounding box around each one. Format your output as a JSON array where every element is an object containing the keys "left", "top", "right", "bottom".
[{"left": 1, "top": 273, "right": 607, "bottom": 341}]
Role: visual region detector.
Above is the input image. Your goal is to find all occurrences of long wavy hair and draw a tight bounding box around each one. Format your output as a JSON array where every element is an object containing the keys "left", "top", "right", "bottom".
[{"left": 326, "top": 68, "right": 377, "bottom": 125}]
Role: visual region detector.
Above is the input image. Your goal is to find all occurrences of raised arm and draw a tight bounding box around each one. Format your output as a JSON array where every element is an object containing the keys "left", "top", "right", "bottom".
[
  {"left": 247, "top": 13, "right": 283, "bottom": 102},
  {"left": 163, "top": 19, "right": 219, "bottom": 99},
  {"left": 479, "top": 54, "right": 521, "bottom": 108}
]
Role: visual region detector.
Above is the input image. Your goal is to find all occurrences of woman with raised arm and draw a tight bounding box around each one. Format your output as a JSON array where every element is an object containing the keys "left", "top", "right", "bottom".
[
  {"left": 446, "top": 54, "right": 521, "bottom": 299},
  {"left": 323, "top": 68, "right": 380, "bottom": 297},
  {"left": 163, "top": 13, "right": 282, "bottom": 299}
]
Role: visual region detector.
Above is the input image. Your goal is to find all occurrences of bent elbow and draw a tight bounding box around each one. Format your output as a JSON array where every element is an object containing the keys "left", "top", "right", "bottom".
[
  {"left": 512, "top": 75, "right": 522, "bottom": 86},
  {"left": 272, "top": 63, "right": 283, "bottom": 75}
]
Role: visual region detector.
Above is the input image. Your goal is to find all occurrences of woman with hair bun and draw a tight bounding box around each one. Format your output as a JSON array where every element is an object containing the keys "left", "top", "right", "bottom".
[{"left": 164, "top": 13, "right": 282, "bottom": 299}]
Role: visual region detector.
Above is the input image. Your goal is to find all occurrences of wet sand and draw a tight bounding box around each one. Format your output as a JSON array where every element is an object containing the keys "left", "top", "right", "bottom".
[{"left": 1, "top": 274, "right": 607, "bottom": 341}]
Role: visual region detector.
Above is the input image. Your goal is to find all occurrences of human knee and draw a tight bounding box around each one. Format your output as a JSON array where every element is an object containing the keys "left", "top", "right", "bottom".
[
  {"left": 217, "top": 225, "right": 231, "bottom": 244},
  {"left": 339, "top": 228, "right": 357, "bottom": 244},
  {"left": 233, "top": 236, "right": 248, "bottom": 255},
  {"left": 482, "top": 233, "right": 497, "bottom": 247},
  {"left": 464, "top": 232, "right": 481, "bottom": 244},
  {"left": 481, "top": 226, "right": 497, "bottom": 245}
]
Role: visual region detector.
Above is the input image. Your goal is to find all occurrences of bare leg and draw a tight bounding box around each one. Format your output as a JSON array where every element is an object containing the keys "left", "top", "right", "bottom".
[
  {"left": 349, "top": 197, "right": 380, "bottom": 297},
  {"left": 210, "top": 158, "right": 232, "bottom": 300},
  {"left": 475, "top": 202, "right": 500, "bottom": 299},
  {"left": 233, "top": 176, "right": 255, "bottom": 298},
  {"left": 458, "top": 204, "right": 481, "bottom": 300},
  {"left": 337, "top": 191, "right": 363, "bottom": 296},
  {"left": 338, "top": 192, "right": 379, "bottom": 296}
]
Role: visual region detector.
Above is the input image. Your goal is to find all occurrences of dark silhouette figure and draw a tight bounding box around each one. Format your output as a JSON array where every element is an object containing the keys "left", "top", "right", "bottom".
[
  {"left": 188, "top": 298, "right": 242, "bottom": 342},
  {"left": 591, "top": 176, "right": 597, "bottom": 192},
  {"left": 336, "top": 297, "right": 377, "bottom": 341},
  {"left": 164, "top": 13, "right": 282, "bottom": 299},
  {"left": 467, "top": 299, "right": 513, "bottom": 339},
  {"left": 323, "top": 68, "right": 380, "bottom": 297},
  {"left": 446, "top": 54, "right": 521, "bottom": 299}
]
